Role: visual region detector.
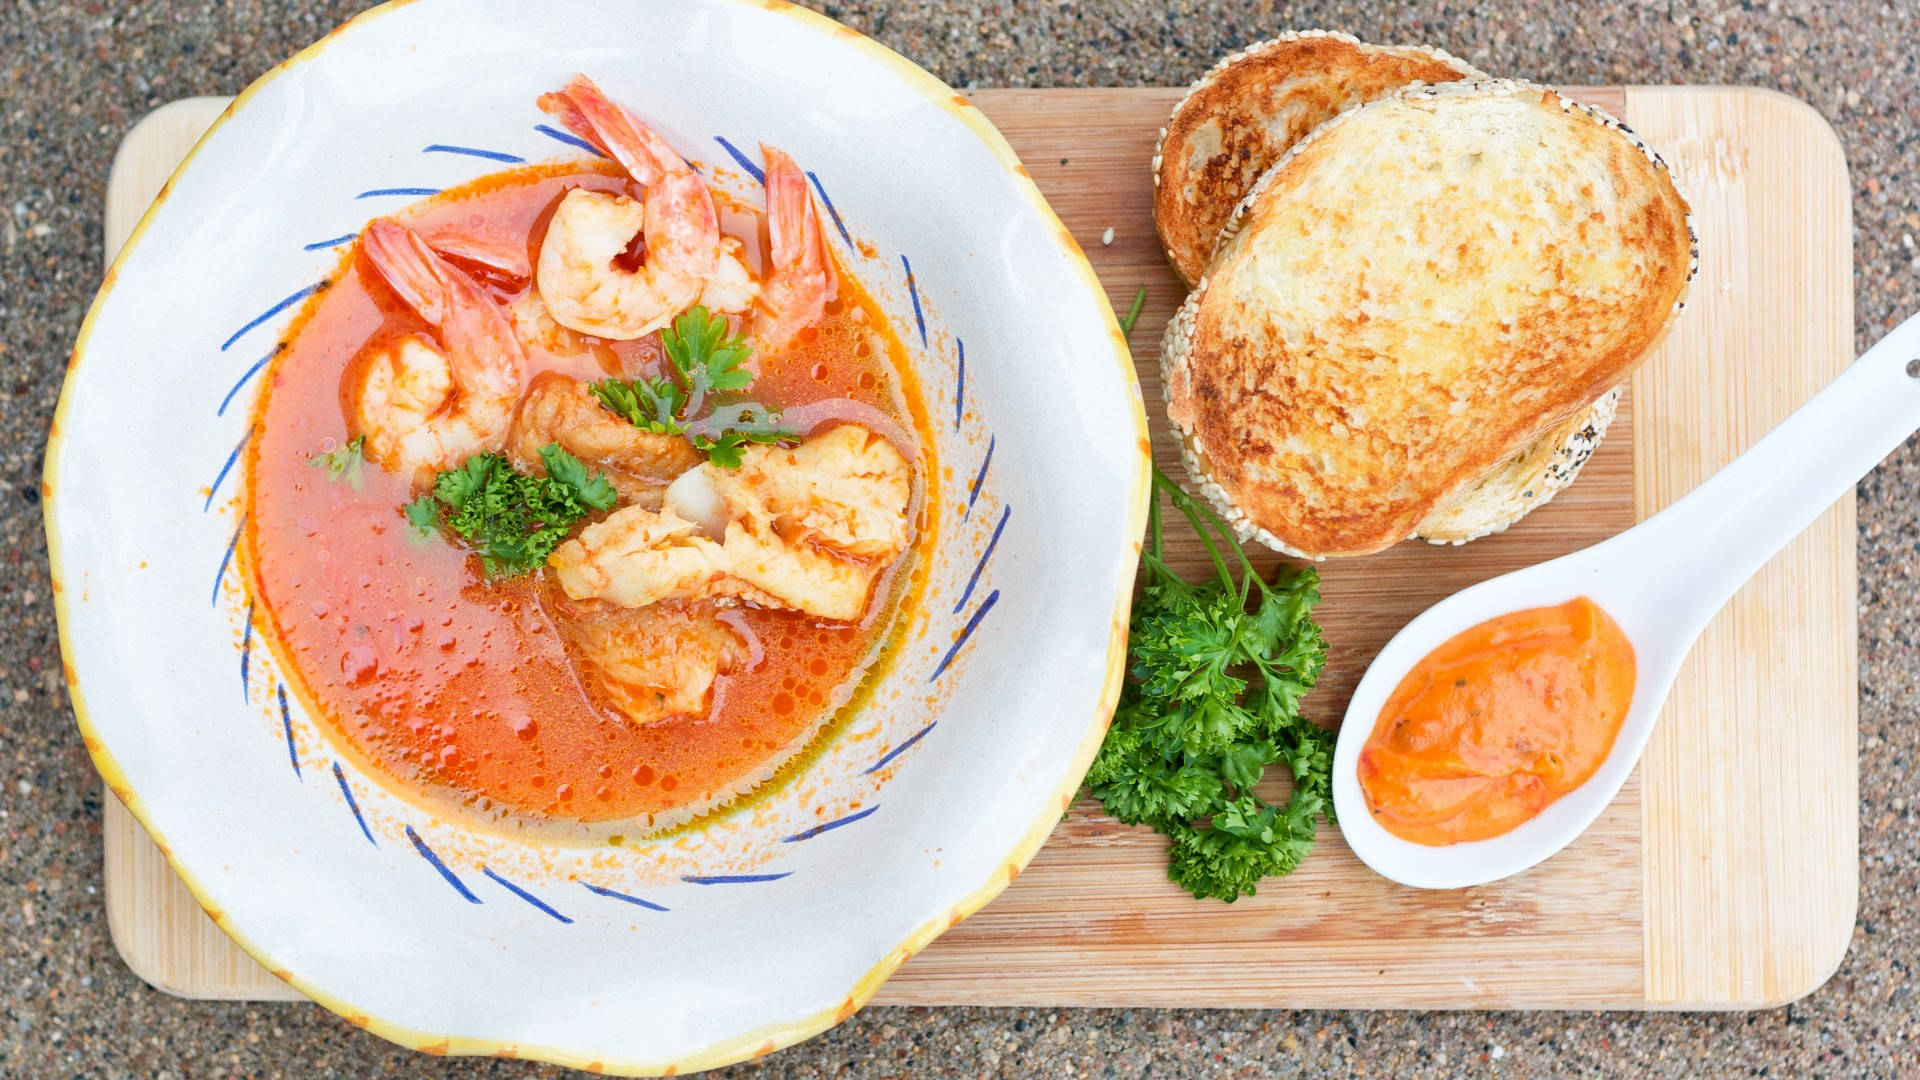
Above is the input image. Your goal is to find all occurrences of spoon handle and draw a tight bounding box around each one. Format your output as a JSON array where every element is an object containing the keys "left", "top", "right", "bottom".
[{"left": 1635, "top": 309, "right": 1920, "bottom": 624}]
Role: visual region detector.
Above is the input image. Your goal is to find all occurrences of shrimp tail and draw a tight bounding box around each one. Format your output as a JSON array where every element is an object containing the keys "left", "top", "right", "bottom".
[
  {"left": 541, "top": 74, "right": 674, "bottom": 187},
  {"left": 359, "top": 217, "right": 526, "bottom": 408},
  {"left": 761, "top": 146, "right": 828, "bottom": 282},
  {"left": 427, "top": 233, "right": 532, "bottom": 283},
  {"left": 536, "top": 85, "right": 594, "bottom": 148},
  {"left": 360, "top": 218, "right": 455, "bottom": 327},
  {"left": 753, "top": 145, "right": 835, "bottom": 348}
]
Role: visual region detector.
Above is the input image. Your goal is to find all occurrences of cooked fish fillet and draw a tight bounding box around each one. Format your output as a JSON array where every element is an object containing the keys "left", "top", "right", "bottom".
[
  {"left": 1163, "top": 81, "right": 1695, "bottom": 559},
  {"left": 556, "top": 599, "right": 750, "bottom": 725},
  {"left": 548, "top": 504, "right": 727, "bottom": 608},
  {"left": 554, "top": 501, "right": 884, "bottom": 624},
  {"left": 1154, "top": 30, "right": 1484, "bottom": 287},
  {"left": 508, "top": 372, "right": 701, "bottom": 509},
  {"left": 699, "top": 424, "right": 914, "bottom": 622},
  {"left": 706, "top": 425, "right": 913, "bottom": 560},
  {"left": 711, "top": 526, "right": 879, "bottom": 623},
  {"left": 550, "top": 425, "right": 914, "bottom": 622}
]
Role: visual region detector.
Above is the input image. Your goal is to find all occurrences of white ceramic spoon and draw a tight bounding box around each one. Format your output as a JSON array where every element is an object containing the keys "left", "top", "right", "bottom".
[{"left": 1332, "top": 311, "right": 1920, "bottom": 889}]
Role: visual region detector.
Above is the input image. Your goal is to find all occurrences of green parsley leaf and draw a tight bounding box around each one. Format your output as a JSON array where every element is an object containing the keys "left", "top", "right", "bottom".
[
  {"left": 661, "top": 304, "right": 753, "bottom": 405},
  {"left": 309, "top": 434, "right": 367, "bottom": 490},
  {"left": 403, "top": 494, "right": 440, "bottom": 545},
  {"left": 688, "top": 401, "right": 796, "bottom": 469},
  {"left": 690, "top": 432, "right": 750, "bottom": 470},
  {"left": 421, "top": 449, "right": 617, "bottom": 577},
  {"left": 591, "top": 375, "right": 687, "bottom": 435},
  {"left": 432, "top": 453, "right": 492, "bottom": 511},
  {"left": 1084, "top": 466, "right": 1332, "bottom": 903},
  {"left": 590, "top": 305, "right": 798, "bottom": 470},
  {"left": 538, "top": 442, "right": 619, "bottom": 511}
]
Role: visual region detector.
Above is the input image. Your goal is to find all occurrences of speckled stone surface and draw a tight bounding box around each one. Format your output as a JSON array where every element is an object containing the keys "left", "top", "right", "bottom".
[{"left": 3, "top": 1, "right": 1915, "bottom": 1075}]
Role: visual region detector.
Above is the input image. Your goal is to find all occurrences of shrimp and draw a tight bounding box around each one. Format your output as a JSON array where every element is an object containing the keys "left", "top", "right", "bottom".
[
  {"left": 405, "top": 233, "right": 610, "bottom": 375},
  {"left": 535, "top": 75, "right": 719, "bottom": 340},
  {"left": 700, "top": 236, "right": 759, "bottom": 317},
  {"left": 351, "top": 218, "right": 526, "bottom": 487},
  {"left": 507, "top": 372, "right": 701, "bottom": 508},
  {"left": 552, "top": 598, "right": 752, "bottom": 725},
  {"left": 747, "top": 145, "right": 836, "bottom": 353}
]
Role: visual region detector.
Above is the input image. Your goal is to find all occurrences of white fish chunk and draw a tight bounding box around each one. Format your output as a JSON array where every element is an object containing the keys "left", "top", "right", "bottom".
[
  {"left": 707, "top": 424, "right": 912, "bottom": 559},
  {"left": 549, "top": 424, "right": 914, "bottom": 623},
  {"left": 508, "top": 372, "right": 701, "bottom": 509},
  {"left": 549, "top": 505, "right": 727, "bottom": 608}
]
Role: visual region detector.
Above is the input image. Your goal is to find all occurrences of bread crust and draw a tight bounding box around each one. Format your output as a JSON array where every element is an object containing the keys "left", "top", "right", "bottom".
[
  {"left": 1153, "top": 30, "right": 1485, "bottom": 286},
  {"left": 1414, "top": 386, "right": 1620, "bottom": 545},
  {"left": 1162, "top": 80, "right": 1697, "bottom": 559}
]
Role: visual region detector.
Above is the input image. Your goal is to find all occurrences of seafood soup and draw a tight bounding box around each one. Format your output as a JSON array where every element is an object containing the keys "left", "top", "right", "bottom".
[{"left": 243, "top": 76, "right": 934, "bottom": 838}]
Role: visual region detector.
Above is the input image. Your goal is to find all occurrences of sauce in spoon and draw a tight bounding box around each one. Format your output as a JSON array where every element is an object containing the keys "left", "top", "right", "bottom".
[
  {"left": 1357, "top": 597, "right": 1636, "bottom": 846},
  {"left": 1334, "top": 310, "right": 1920, "bottom": 888}
]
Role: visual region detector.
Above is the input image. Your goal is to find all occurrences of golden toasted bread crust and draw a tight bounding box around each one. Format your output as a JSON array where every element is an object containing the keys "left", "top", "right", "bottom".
[
  {"left": 1154, "top": 31, "right": 1483, "bottom": 286},
  {"left": 1414, "top": 386, "right": 1620, "bottom": 545},
  {"left": 1164, "top": 81, "right": 1696, "bottom": 559}
]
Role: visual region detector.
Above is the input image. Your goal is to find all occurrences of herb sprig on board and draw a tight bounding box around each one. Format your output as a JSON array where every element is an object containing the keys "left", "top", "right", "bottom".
[
  {"left": 405, "top": 443, "right": 617, "bottom": 577},
  {"left": 1085, "top": 467, "right": 1334, "bottom": 902},
  {"left": 590, "top": 305, "right": 794, "bottom": 469},
  {"left": 1119, "top": 285, "right": 1148, "bottom": 336}
]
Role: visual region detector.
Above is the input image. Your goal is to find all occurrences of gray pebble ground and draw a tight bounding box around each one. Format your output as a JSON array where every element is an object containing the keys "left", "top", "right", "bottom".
[{"left": 3, "top": 0, "right": 1917, "bottom": 1076}]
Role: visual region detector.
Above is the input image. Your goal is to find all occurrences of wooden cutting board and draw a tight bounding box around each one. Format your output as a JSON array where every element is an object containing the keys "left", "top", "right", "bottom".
[{"left": 99, "top": 87, "right": 1856, "bottom": 1009}]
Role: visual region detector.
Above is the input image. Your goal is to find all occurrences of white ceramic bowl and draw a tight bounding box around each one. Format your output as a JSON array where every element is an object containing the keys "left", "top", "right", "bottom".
[{"left": 47, "top": 1, "right": 1147, "bottom": 1071}]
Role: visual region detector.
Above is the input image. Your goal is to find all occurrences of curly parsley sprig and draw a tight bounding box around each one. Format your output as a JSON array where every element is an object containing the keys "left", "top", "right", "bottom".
[
  {"left": 1084, "top": 466, "right": 1333, "bottom": 902},
  {"left": 590, "top": 305, "right": 793, "bottom": 470},
  {"left": 404, "top": 443, "right": 616, "bottom": 577}
]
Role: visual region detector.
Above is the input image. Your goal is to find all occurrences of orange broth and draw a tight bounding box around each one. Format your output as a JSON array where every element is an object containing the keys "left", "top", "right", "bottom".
[{"left": 243, "top": 165, "right": 932, "bottom": 837}]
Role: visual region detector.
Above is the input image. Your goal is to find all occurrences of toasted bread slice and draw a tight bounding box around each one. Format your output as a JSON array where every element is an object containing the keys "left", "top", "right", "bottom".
[
  {"left": 1154, "top": 31, "right": 1484, "bottom": 286},
  {"left": 1414, "top": 387, "right": 1620, "bottom": 545},
  {"left": 1162, "top": 81, "right": 1695, "bottom": 559}
]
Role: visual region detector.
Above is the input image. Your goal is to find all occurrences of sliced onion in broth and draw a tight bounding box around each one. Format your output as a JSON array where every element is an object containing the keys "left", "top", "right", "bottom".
[{"left": 772, "top": 397, "right": 919, "bottom": 458}]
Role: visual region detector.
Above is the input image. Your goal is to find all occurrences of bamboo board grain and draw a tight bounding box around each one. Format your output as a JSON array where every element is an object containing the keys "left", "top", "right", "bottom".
[{"left": 98, "top": 86, "right": 1855, "bottom": 1009}]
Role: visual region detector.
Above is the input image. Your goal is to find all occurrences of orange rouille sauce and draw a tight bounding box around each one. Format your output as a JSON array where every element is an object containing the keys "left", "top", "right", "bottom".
[
  {"left": 242, "top": 164, "right": 931, "bottom": 838},
  {"left": 1357, "top": 597, "right": 1636, "bottom": 846}
]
